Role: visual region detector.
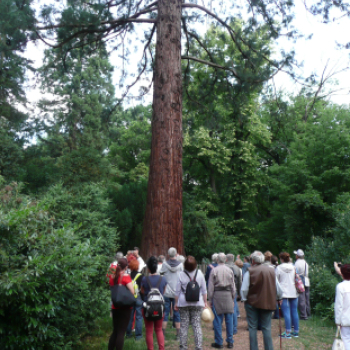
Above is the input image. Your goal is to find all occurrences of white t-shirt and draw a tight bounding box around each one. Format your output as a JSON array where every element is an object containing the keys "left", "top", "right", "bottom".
[{"left": 137, "top": 256, "right": 145, "bottom": 272}]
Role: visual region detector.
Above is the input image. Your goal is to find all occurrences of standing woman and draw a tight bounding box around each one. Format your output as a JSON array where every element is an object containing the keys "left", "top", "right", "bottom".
[
  {"left": 141, "top": 256, "right": 168, "bottom": 350},
  {"left": 276, "top": 252, "right": 299, "bottom": 339},
  {"left": 108, "top": 258, "right": 134, "bottom": 350},
  {"left": 335, "top": 264, "right": 350, "bottom": 350},
  {"left": 174, "top": 256, "right": 207, "bottom": 350}
]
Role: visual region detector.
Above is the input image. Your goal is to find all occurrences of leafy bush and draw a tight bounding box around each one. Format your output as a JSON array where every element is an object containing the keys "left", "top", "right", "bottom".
[
  {"left": 0, "top": 181, "right": 112, "bottom": 349},
  {"left": 42, "top": 182, "right": 118, "bottom": 257},
  {"left": 309, "top": 264, "right": 339, "bottom": 321}
]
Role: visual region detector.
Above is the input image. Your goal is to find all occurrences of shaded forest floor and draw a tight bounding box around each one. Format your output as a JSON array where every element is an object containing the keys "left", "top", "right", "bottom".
[{"left": 83, "top": 302, "right": 336, "bottom": 349}]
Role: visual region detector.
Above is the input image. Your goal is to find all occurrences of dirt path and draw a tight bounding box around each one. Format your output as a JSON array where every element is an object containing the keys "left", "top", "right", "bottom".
[{"left": 164, "top": 302, "right": 333, "bottom": 350}]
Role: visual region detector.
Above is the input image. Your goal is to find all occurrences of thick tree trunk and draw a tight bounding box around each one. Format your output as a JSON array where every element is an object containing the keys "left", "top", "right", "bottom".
[{"left": 140, "top": 0, "right": 184, "bottom": 258}]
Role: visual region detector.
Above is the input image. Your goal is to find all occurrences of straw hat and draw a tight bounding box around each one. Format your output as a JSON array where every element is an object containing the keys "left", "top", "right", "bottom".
[{"left": 201, "top": 307, "right": 214, "bottom": 323}]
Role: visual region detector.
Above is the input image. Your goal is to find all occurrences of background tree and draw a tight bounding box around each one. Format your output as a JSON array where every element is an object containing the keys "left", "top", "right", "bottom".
[{"left": 0, "top": 0, "right": 35, "bottom": 179}]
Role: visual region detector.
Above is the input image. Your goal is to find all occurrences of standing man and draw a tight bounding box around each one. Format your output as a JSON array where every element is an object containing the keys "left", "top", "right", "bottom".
[
  {"left": 157, "top": 255, "right": 165, "bottom": 274},
  {"left": 241, "top": 251, "right": 283, "bottom": 350},
  {"left": 208, "top": 253, "right": 235, "bottom": 349},
  {"left": 294, "top": 249, "right": 311, "bottom": 320},
  {"left": 205, "top": 253, "right": 218, "bottom": 286},
  {"left": 242, "top": 256, "right": 251, "bottom": 279},
  {"left": 134, "top": 247, "right": 146, "bottom": 273},
  {"left": 160, "top": 247, "right": 183, "bottom": 340},
  {"left": 226, "top": 253, "right": 242, "bottom": 335}
]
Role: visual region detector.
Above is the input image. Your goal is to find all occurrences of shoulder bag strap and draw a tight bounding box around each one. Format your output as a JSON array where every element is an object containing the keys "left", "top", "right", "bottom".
[
  {"left": 156, "top": 276, "right": 162, "bottom": 289},
  {"left": 194, "top": 269, "right": 198, "bottom": 282},
  {"left": 134, "top": 273, "right": 142, "bottom": 282},
  {"left": 184, "top": 270, "right": 192, "bottom": 281},
  {"left": 305, "top": 262, "right": 308, "bottom": 277},
  {"left": 146, "top": 276, "right": 153, "bottom": 290}
]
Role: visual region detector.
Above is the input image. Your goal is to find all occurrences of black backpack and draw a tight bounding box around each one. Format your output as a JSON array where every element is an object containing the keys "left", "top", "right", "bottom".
[
  {"left": 143, "top": 276, "right": 165, "bottom": 321},
  {"left": 184, "top": 270, "right": 200, "bottom": 302}
]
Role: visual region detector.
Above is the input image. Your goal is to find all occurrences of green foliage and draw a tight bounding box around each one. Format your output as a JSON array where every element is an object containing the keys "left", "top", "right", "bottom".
[
  {"left": 0, "top": 181, "right": 111, "bottom": 350},
  {"left": 256, "top": 98, "right": 350, "bottom": 252},
  {"left": 0, "top": 0, "right": 35, "bottom": 180},
  {"left": 107, "top": 180, "right": 147, "bottom": 251},
  {"left": 41, "top": 182, "right": 118, "bottom": 257},
  {"left": 308, "top": 264, "right": 339, "bottom": 321}
]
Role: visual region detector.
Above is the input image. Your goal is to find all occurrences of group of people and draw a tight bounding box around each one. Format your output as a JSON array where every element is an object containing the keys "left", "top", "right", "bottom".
[{"left": 107, "top": 246, "right": 350, "bottom": 350}]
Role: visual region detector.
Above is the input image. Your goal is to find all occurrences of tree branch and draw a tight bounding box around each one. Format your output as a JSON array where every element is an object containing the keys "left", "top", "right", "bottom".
[{"left": 181, "top": 55, "right": 240, "bottom": 81}]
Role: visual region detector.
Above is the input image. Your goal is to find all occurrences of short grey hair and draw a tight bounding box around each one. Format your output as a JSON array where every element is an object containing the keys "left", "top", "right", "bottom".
[
  {"left": 168, "top": 247, "right": 177, "bottom": 258},
  {"left": 251, "top": 251, "right": 265, "bottom": 264},
  {"left": 177, "top": 255, "right": 185, "bottom": 264},
  {"left": 226, "top": 254, "right": 235, "bottom": 262},
  {"left": 115, "top": 251, "right": 124, "bottom": 262},
  {"left": 211, "top": 253, "right": 218, "bottom": 263},
  {"left": 158, "top": 255, "right": 165, "bottom": 263},
  {"left": 217, "top": 252, "right": 227, "bottom": 264}
]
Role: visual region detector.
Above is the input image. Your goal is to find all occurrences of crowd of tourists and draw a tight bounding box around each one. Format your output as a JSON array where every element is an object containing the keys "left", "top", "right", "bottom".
[{"left": 107, "top": 247, "right": 350, "bottom": 350}]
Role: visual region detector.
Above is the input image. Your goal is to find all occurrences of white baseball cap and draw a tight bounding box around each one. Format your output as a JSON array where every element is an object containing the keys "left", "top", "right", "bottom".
[{"left": 294, "top": 249, "right": 304, "bottom": 257}]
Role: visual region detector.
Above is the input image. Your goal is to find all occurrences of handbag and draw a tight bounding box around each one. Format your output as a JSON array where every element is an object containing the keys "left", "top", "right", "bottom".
[
  {"left": 332, "top": 326, "right": 345, "bottom": 350},
  {"left": 111, "top": 275, "right": 136, "bottom": 308},
  {"left": 295, "top": 269, "right": 305, "bottom": 294}
]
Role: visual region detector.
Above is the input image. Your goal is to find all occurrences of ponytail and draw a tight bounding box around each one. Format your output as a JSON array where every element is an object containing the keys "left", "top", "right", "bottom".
[{"left": 114, "top": 258, "right": 128, "bottom": 284}]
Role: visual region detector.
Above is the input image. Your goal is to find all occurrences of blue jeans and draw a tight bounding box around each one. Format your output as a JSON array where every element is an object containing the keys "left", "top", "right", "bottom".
[
  {"left": 245, "top": 303, "right": 273, "bottom": 350},
  {"left": 126, "top": 297, "right": 143, "bottom": 339},
  {"left": 164, "top": 297, "right": 180, "bottom": 322},
  {"left": 273, "top": 302, "right": 280, "bottom": 319},
  {"left": 212, "top": 304, "right": 234, "bottom": 345},
  {"left": 281, "top": 298, "right": 299, "bottom": 333},
  {"left": 233, "top": 294, "right": 238, "bottom": 334}
]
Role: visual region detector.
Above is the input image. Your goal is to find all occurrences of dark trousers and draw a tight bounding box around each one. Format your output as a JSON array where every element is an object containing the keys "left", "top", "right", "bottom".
[
  {"left": 245, "top": 303, "right": 273, "bottom": 350},
  {"left": 298, "top": 287, "right": 311, "bottom": 319},
  {"left": 108, "top": 308, "right": 132, "bottom": 350}
]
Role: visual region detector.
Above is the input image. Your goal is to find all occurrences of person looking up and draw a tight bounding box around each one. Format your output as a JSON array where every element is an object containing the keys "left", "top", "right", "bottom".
[
  {"left": 108, "top": 258, "right": 134, "bottom": 350},
  {"left": 133, "top": 247, "right": 145, "bottom": 273},
  {"left": 125, "top": 259, "right": 143, "bottom": 341},
  {"left": 208, "top": 253, "right": 235, "bottom": 349},
  {"left": 241, "top": 251, "right": 283, "bottom": 350},
  {"left": 226, "top": 253, "right": 242, "bottom": 335},
  {"left": 160, "top": 247, "right": 183, "bottom": 340},
  {"left": 335, "top": 264, "right": 350, "bottom": 350},
  {"left": 276, "top": 252, "right": 300, "bottom": 339},
  {"left": 157, "top": 255, "right": 165, "bottom": 274},
  {"left": 205, "top": 253, "right": 218, "bottom": 286},
  {"left": 174, "top": 256, "right": 207, "bottom": 350},
  {"left": 242, "top": 256, "right": 251, "bottom": 279},
  {"left": 294, "top": 249, "right": 311, "bottom": 320}
]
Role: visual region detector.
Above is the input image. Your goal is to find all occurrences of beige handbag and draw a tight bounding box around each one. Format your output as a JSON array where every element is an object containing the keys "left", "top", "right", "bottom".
[
  {"left": 332, "top": 326, "right": 345, "bottom": 350},
  {"left": 201, "top": 306, "right": 215, "bottom": 323}
]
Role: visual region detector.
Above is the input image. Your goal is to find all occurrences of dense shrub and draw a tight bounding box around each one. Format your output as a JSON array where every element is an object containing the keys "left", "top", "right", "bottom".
[
  {"left": 42, "top": 182, "right": 118, "bottom": 257},
  {"left": 309, "top": 264, "right": 339, "bottom": 320},
  {"left": 0, "top": 181, "right": 112, "bottom": 349}
]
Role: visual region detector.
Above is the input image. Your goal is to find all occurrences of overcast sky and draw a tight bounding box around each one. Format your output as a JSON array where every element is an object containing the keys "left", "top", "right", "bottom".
[{"left": 22, "top": 0, "right": 350, "bottom": 110}]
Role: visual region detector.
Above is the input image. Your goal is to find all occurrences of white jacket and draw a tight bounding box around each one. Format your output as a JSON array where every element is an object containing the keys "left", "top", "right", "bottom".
[
  {"left": 276, "top": 263, "right": 298, "bottom": 299},
  {"left": 335, "top": 280, "right": 350, "bottom": 326}
]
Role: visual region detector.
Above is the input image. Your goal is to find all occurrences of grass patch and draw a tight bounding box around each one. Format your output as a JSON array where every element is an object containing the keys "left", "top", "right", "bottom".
[
  {"left": 274, "top": 315, "right": 336, "bottom": 350},
  {"left": 82, "top": 309, "right": 337, "bottom": 350}
]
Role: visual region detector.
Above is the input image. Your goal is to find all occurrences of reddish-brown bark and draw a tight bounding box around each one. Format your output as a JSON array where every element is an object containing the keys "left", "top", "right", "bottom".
[{"left": 140, "top": 0, "right": 184, "bottom": 258}]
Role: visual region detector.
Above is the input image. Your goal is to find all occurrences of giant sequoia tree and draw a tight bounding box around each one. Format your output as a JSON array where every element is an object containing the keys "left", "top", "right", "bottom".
[{"left": 32, "top": 0, "right": 299, "bottom": 256}]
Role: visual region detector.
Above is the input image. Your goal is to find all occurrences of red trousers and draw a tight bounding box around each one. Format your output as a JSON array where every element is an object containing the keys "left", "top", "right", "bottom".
[{"left": 142, "top": 310, "right": 164, "bottom": 350}]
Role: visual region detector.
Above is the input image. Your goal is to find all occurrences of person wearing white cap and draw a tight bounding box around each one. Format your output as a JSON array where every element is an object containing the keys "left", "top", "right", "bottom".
[{"left": 294, "top": 249, "right": 311, "bottom": 320}]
